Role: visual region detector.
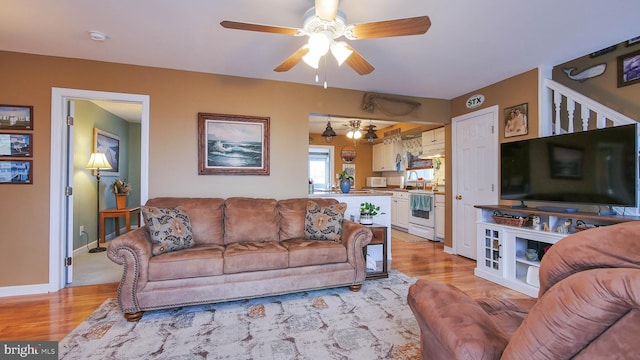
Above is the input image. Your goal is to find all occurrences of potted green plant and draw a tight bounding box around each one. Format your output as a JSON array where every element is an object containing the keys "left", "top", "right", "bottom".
[
  {"left": 338, "top": 170, "right": 353, "bottom": 193},
  {"left": 359, "top": 202, "right": 384, "bottom": 225}
]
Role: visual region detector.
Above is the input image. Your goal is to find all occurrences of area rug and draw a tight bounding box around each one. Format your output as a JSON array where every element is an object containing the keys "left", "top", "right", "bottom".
[{"left": 59, "top": 270, "right": 421, "bottom": 359}]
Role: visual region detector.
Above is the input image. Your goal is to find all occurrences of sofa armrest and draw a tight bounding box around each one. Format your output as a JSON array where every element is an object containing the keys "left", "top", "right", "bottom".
[
  {"left": 408, "top": 279, "right": 509, "bottom": 360},
  {"left": 341, "top": 220, "right": 372, "bottom": 282},
  {"left": 107, "top": 227, "right": 153, "bottom": 312}
]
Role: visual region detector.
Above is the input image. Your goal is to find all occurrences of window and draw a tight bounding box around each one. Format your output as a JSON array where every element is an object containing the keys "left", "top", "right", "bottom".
[{"left": 309, "top": 145, "right": 334, "bottom": 191}]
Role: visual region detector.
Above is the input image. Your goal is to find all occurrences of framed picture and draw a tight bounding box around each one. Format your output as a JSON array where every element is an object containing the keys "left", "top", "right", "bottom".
[
  {"left": 94, "top": 128, "right": 120, "bottom": 176},
  {"left": 0, "top": 105, "right": 33, "bottom": 130},
  {"left": 0, "top": 133, "right": 32, "bottom": 157},
  {"left": 548, "top": 144, "right": 583, "bottom": 179},
  {"left": 0, "top": 160, "right": 32, "bottom": 184},
  {"left": 504, "top": 103, "right": 528, "bottom": 138},
  {"left": 617, "top": 49, "right": 640, "bottom": 87},
  {"left": 198, "top": 113, "right": 270, "bottom": 175}
]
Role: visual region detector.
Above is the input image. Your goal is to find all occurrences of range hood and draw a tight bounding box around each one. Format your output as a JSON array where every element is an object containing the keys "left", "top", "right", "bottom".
[{"left": 419, "top": 147, "right": 444, "bottom": 159}]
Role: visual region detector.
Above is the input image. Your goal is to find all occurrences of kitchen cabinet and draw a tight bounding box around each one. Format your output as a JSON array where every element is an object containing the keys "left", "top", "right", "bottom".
[
  {"left": 422, "top": 127, "right": 445, "bottom": 157},
  {"left": 391, "top": 191, "right": 409, "bottom": 230},
  {"left": 372, "top": 142, "right": 402, "bottom": 172},
  {"left": 435, "top": 194, "right": 445, "bottom": 240}
]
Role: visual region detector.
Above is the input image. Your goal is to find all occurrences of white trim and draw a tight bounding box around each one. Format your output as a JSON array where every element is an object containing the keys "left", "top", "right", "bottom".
[
  {"left": 538, "top": 65, "right": 553, "bottom": 136},
  {"left": 0, "top": 284, "right": 50, "bottom": 297},
  {"left": 443, "top": 246, "right": 454, "bottom": 255},
  {"left": 49, "top": 87, "right": 150, "bottom": 293}
]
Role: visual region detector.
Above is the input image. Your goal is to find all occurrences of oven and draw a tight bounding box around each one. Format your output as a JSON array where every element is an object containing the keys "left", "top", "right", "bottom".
[{"left": 408, "top": 191, "right": 435, "bottom": 240}]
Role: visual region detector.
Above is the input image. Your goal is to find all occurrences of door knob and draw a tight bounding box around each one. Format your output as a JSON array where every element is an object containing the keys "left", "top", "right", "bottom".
[{"left": 456, "top": 195, "right": 462, "bottom": 200}]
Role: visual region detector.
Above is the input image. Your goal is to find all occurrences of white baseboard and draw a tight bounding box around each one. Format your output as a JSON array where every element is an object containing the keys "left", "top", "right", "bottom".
[
  {"left": 0, "top": 283, "right": 50, "bottom": 297},
  {"left": 444, "top": 246, "right": 454, "bottom": 254}
]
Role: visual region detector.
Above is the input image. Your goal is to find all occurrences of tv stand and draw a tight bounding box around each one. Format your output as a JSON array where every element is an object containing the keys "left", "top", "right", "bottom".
[
  {"left": 473, "top": 205, "right": 640, "bottom": 297},
  {"left": 510, "top": 200, "right": 527, "bottom": 209}
]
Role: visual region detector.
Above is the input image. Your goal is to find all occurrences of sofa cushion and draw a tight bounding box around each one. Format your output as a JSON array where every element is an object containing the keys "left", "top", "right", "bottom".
[
  {"left": 148, "top": 244, "right": 225, "bottom": 281},
  {"left": 282, "top": 239, "right": 347, "bottom": 267},
  {"left": 279, "top": 198, "right": 338, "bottom": 240},
  {"left": 223, "top": 242, "right": 288, "bottom": 274},
  {"left": 141, "top": 206, "right": 194, "bottom": 255},
  {"left": 304, "top": 201, "right": 347, "bottom": 242},
  {"left": 145, "top": 198, "right": 225, "bottom": 246},
  {"left": 224, "top": 197, "right": 279, "bottom": 244}
]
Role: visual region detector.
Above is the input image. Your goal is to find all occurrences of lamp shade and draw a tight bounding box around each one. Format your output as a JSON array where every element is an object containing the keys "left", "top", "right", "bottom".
[{"left": 85, "top": 152, "right": 112, "bottom": 170}]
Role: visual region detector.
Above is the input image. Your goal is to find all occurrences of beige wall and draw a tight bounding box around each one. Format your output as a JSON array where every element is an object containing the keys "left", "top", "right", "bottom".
[
  {"left": 443, "top": 69, "right": 540, "bottom": 248},
  {"left": 0, "top": 50, "right": 450, "bottom": 287}
]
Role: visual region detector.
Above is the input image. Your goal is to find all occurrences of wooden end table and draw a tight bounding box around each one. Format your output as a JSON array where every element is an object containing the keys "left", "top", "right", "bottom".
[
  {"left": 364, "top": 223, "right": 389, "bottom": 279},
  {"left": 99, "top": 207, "right": 141, "bottom": 243}
]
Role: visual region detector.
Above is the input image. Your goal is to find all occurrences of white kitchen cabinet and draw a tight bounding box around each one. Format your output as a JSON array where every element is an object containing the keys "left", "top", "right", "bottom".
[
  {"left": 421, "top": 127, "right": 445, "bottom": 157},
  {"left": 391, "top": 191, "right": 409, "bottom": 230},
  {"left": 435, "top": 194, "right": 445, "bottom": 240},
  {"left": 372, "top": 142, "right": 402, "bottom": 172}
]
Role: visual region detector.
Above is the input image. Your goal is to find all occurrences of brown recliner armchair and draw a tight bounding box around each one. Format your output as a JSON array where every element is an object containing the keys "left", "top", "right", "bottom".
[{"left": 407, "top": 221, "right": 640, "bottom": 359}]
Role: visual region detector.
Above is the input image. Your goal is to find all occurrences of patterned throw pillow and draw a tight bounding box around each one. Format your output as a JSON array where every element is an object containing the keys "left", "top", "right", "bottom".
[
  {"left": 141, "top": 206, "right": 194, "bottom": 255},
  {"left": 304, "top": 201, "right": 347, "bottom": 242}
]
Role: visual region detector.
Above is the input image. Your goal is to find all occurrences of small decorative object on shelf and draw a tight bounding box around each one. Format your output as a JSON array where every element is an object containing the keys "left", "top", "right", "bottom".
[
  {"left": 555, "top": 218, "right": 573, "bottom": 234},
  {"left": 525, "top": 248, "right": 538, "bottom": 261},
  {"left": 574, "top": 220, "right": 599, "bottom": 232},
  {"left": 531, "top": 215, "right": 542, "bottom": 231},
  {"left": 359, "top": 201, "right": 383, "bottom": 225}
]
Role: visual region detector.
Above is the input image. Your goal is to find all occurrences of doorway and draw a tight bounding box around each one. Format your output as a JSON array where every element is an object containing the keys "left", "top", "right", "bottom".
[
  {"left": 451, "top": 105, "right": 499, "bottom": 260},
  {"left": 49, "top": 88, "right": 150, "bottom": 292}
]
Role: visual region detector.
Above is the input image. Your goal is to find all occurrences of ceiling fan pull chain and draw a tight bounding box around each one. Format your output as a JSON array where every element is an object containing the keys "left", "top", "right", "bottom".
[{"left": 323, "top": 56, "right": 328, "bottom": 89}]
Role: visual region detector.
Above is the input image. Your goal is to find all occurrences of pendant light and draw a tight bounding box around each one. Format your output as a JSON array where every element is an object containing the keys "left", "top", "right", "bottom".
[
  {"left": 321, "top": 117, "right": 337, "bottom": 143},
  {"left": 364, "top": 120, "right": 378, "bottom": 142}
]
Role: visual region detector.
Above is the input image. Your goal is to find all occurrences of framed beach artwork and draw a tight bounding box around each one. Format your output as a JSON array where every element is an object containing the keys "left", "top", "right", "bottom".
[
  {"left": 0, "top": 133, "right": 32, "bottom": 157},
  {"left": 94, "top": 128, "right": 120, "bottom": 176},
  {"left": 617, "top": 49, "right": 640, "bottom": 88},
  {"left": 198, "top": 113, "right": 270, "bottom": 175},
  {"left": 0, "top": 105, "right": 33, "bottom": 130}
]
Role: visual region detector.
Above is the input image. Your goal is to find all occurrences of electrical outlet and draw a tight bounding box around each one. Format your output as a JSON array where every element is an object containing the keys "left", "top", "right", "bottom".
[{"left": 79, "top": 225, "right": 84, "bottom": 236}]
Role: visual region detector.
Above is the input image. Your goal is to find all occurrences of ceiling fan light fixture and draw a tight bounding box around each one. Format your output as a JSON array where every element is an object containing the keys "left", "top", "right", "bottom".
[
  {"left": 330, "top": 41, "right": 353, "bottom": 66},
  {"left": 302, "top": 49, "right": 322, "bottom": 69},
  {"left": 307, "top": 31, "right": 332, "bottom": 56}
]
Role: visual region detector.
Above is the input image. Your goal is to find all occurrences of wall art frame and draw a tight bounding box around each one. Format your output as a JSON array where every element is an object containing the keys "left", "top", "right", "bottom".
[
  {"left": 0, "top": 104, "right": 33, "bottom": 130},
  {"left": 0, "top": 159, "right": 32, "bottom": 184},
  {"left": 0, "top": 133, "right": 32, "bottom": 157},
  {"left": 94, "top": 128, "right": 120, "bottom": 176},
  {"left": 504, "top": 103, "right": 528, "bottom": 138},
  {"left": 617, "top": 49, "right": 640, "bottom": 87},
  {"left": 198, "top": 113, "right": 270, "bottom": 175}
]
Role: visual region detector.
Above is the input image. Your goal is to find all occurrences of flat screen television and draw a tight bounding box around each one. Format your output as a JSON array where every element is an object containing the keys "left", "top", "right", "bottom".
[{"left": 501, "top": 124, "right": 638, "bottom": 207}]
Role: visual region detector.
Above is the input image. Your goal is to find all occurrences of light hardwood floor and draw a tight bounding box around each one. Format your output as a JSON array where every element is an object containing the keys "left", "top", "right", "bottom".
[{"left": 0, "top": 233, "right": 531, "bottom": 341}]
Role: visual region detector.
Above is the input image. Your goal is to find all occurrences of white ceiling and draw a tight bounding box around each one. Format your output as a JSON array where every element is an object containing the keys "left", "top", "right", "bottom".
[{"left": 2, "top": 0, "right": 639, "bottom": 102}]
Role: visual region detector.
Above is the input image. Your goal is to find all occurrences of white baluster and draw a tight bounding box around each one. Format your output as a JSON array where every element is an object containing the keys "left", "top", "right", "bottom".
[
  {"left": 581, "top": 105, "right": 590, "bottom": 131},
  {"left": 566, "top": 98, "right": 575, "bottom": 133},
  {"left": 597, "top": 112, "right": 606, "bottom": 129},
  {"left": 553, "top": 90, "right": 562, "bottom": 135}
]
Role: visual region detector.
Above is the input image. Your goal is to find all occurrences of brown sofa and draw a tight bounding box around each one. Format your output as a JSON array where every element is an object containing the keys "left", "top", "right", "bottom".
[
  {"left": 107, "top": 197, "right": 372, "bottom": 321},
  {"left": 407, "top": 221, "right": 640, "bottom": 359}
]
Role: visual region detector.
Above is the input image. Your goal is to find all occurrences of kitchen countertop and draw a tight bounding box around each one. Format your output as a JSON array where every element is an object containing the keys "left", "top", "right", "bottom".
[{"left": 309, "top": 190, "right": 392, "bottom": 197}]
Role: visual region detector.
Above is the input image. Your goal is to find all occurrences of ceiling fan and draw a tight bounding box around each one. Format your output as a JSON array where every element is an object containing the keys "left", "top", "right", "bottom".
[{"left": 220, "top": 0, "right": 431, "bottom": 75}]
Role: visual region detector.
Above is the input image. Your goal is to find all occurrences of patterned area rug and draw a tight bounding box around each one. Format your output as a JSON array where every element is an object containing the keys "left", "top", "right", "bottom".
[{"left": 59, "top": 271, "right": 421, "bottom": 359}]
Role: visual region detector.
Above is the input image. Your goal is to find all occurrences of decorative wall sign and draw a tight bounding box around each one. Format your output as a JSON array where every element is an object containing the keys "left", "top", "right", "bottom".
[
  {"left": 0, "top": 105, "right": 33, "bottom": 130},
  {"left": 340, "top": 146, "right": 357, "bottom": 163},
  {"left": 617, "top": 49, "right": 640, "bottom": 87},
  {"left": 465, "top": 94, "right": 485, "bottom": 109},
  {"left": 0, "top": 133, "right": 32, "bottom": 157},
  {"left": 94, "top": 128, "right": 121, "bottom": 176},
  {"left": 504, "top": 103, "right": 528, "bottom": 138},
  {"left": 0, "top": 160, "right": 32, "bottom": 184},
  {"left": 562, "top": 64, "right": 606, "bottom": 82},
  {"left": 198, "top": 113, "right": 270, "bottom": 175}
]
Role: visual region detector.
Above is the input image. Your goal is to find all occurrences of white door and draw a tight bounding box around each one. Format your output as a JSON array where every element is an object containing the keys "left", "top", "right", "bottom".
[
  {"left": 452, "top": 105, "right": 499, "bottom": 259},
  {"left": 64, "top": 100, "right": 75, "bottom": 282}
]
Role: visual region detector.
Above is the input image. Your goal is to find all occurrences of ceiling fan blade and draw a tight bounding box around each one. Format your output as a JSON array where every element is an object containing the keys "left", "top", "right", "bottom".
[
  {"left": 274, "top": 46, "right": 310, "bottom": 72},
  {"left": 349, "top": 16, "right": 431, "bottom": 39},
  {"left": 344, "top": 45, "right": 374, "bottom": 75},
  {"left": 220, "top": 20, "right": 299, "bottom": 35},
  {"left": 315, "top": 0, "right": 339, "bottom": 21}
]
